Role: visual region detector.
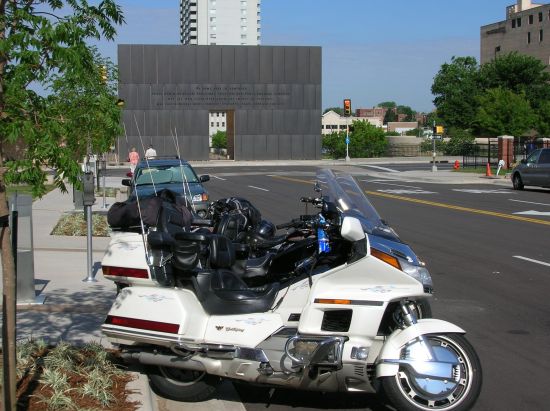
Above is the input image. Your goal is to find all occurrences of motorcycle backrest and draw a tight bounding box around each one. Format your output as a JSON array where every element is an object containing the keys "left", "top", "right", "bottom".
[
  {"left": 341, "top": 216, "right": 369, "bottom": 246},
  {"left": 209, "top": 235, "right": 236, "bottom": 269},
  {"left": 172, "top": 231, "right": 210, "bottom": 272}
]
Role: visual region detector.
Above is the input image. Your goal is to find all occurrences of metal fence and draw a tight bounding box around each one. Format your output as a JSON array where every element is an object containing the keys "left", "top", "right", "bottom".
[
  {"left": 461, "top": 143, "right": 499, "bottom": 168},
  {"left": 462, "top": 138, "right": 545, "bottom": 168},
  {"left": 385, "top": 144, "right": 431, "bottom": 157}
]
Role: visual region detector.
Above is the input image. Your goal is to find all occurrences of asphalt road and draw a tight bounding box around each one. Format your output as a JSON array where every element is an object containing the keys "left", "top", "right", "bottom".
[{"left": 112, "top": 164, "right": 550, "bottom": 410}]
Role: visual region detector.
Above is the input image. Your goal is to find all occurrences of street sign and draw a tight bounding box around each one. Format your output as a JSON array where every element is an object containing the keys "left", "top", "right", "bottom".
[{"left": 345, "top": 136, "right": 350, "bottom": 144}]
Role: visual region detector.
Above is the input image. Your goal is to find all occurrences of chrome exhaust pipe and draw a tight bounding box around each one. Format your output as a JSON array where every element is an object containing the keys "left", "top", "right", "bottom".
[{"left": 121, "top": 351, "right": 206, "bottom": 372}]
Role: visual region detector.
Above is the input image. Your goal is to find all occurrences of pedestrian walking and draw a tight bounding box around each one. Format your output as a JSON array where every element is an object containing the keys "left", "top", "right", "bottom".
[
  {"left": 145, "top": 144, "right": 157, "bottom": 159},
  {"left": 129, "top": 147, "right": 139, "bottom": 174}
]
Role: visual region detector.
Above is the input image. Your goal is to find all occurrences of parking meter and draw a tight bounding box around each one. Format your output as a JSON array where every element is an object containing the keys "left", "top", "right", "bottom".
[{"left": 82, "top": 172, "right": 96, "bottom": 206}]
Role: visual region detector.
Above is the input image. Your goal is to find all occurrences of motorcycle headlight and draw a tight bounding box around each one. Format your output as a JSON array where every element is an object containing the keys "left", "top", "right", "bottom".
[{"left": 399, "top": 258, "right": 433, "bottom": 291}]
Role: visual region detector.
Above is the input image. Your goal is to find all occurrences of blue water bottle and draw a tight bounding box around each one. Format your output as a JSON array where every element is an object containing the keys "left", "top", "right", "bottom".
[{"left": 317, "top": 228, "right": 330, "bottom": 254}]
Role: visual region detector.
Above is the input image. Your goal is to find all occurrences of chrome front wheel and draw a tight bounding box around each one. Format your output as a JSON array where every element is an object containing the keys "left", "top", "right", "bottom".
[{"left": 382, "top": 333, "right": 482, "bottom": 411}]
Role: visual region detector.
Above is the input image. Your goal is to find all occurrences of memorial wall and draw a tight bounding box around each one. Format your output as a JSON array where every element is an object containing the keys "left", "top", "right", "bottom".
[{"left": 118, "top": 44, "right": 322, "bottom": 160}]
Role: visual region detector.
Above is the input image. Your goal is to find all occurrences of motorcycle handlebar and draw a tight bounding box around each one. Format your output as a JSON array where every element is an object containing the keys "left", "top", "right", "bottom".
[
  {"left": 276, "top": 218, "right": 301, "bottom": 229},
  {"left": 301, "top": 196, "right": 324, "bottom": 205}
]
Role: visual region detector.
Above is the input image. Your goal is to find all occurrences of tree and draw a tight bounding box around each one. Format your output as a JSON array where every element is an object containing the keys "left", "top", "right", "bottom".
[
  {"left": 211, "top": 130, "right": 227, "bottom": 149},
  {"left": 397, "top": 105, "right": 416, "bottom": 121},
  {"left": 535, "top": 100, "right": 550, "bottom": 136},
  {"left": 480, "top": 52, "right": 550, "bottom": 98},
  {"left": 322, "top": 120, "right": 387, "bottom": 159},
  {"left": 383, "top": 109, "right": 397, "bottom": 123},
  {"left": 431, "top": 56, "right": 481, "bottom": 130},
  {"left": 445, "top": 127, "right": 475, "bottom": 155},
  {"left": 0, "top": 2, "right": 124, "bottom": 408},
  {"left": 474, "top": 88, "right": 536, "bottom": 137},
  {"left": 378, "top": 101, "right": 397, "bottom": 109},
  {"left": 480, "top": 52, "right": 550, "bottom": 135},
  {"left": 323, "top": 107, "right": 344, "bottom": 116}
]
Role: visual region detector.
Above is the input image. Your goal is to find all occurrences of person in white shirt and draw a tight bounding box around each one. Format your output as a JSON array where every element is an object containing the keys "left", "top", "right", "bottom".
[{"left": 145, "top": 144, "right": 157, "bottom": 159}]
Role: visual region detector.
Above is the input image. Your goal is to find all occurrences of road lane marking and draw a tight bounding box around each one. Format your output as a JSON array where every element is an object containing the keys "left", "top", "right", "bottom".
[
  {"left": 513, "top": 256, "right": 550, "bottom": 267},
  {"left": 377, "top": 189, "right": 436, "bottom": 195},
  {"left": 211, "top": 175, "right": 227, "bottom": 181},
  {"left": 364, "top": 191, "right": 550, "bottom": 227},
  {"left": 270, "top": 175, "right": 314, "bottom": 185},
  {"left": 513, "top": 210, "right": 550, "bottom": 216},
  {"left": 453, "top": 189, "right": 512, "bottom": 194},
  {"left": 248, "top": 185, "right": 269, "bottom": 192},
  {"left": 270, "top": 175, "right": 550, "bottom": 226},
  {"left": 361, "top": 165, "right": 400, "bottom": 173},
  {"left": 509, "top": 199, "right": 550, "bottom": 207},
  {"left": 360, "top": 180, "right": 424, "bottom": 189}
]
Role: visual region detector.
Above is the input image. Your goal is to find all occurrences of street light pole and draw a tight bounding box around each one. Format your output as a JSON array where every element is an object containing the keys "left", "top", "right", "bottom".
[
  {"left": 345, "top": 116, "right": 350, "bottom": 162},
  {"left": 432, "top": 120, "right": 437, "bottom": 172}
]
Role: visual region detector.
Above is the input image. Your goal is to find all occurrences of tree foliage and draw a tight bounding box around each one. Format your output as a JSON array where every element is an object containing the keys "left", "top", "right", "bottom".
[
  {"left": 0, "top": 2, "right": 125, "bottom": 407},
  {"left": 211, "top": 130, "right": 227, "bottom": 149},
  {"left": 445, "top": 127, "right": 475, "bottom": 155},
  {"left": 431, "top": 56, "right": 481, "bottom": 130},
  {"left": 378, "top": 101, "right": 397, "bottom": 109},
  {"left": 474, "top": 88, "right": 536, "bottom": 137},
  {"left": 0, "top": 0, "right": 125, "bottom": 196},
  {"left": 383, "top": 109, "right": 397, "bottom": 123},
  {"left": 397, "top": 105, "right": 416, "bottom": 121},
  {"left": 322, "top": 120, "right": 387, "bottom": 159},
  {"left": 432, "top": 53, "right": 550, "bottom": 137}
]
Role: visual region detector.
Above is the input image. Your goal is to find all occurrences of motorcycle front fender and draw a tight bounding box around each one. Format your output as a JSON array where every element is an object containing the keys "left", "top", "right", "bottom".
[{"left": 375, "top": 318, "right": 465, "bottom": 377}]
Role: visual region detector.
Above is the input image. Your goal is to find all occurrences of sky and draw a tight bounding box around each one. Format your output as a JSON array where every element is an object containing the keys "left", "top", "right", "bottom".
[{"left": 93, "top": 0, "right": 518, "bottom": 113}]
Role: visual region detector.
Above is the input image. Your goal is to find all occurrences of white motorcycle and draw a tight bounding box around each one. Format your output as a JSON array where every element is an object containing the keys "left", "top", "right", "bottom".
[{"left": 101, "top": 169, "right": 482, "bottom": 411}]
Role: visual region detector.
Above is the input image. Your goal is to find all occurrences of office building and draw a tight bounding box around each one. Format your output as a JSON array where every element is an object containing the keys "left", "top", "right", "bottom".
[
  {"left": 481, "top": 0, "right": 550, "bottom": 65},
  {"left": 180, "top": 0, "right": 261, "bottom": 46}
]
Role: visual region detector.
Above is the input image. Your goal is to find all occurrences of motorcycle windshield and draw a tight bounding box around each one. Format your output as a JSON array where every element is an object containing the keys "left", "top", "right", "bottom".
[{"left": 316, "top": 169, "right": 402, "bottom": 243}]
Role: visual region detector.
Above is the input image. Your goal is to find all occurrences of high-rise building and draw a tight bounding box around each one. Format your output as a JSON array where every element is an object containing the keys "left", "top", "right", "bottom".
[
  {"left": 180, "top": 0, "right": 261, "bottom": 46},
  {"left": 481, "top": 0, "right": 550, "bottom": 65}
]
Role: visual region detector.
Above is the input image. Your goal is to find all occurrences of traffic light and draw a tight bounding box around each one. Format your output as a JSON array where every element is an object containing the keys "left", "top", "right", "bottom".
[
  {"left": 343, "top": 99, "right": 352, "bottom": 117},
  {"left": 433, "top": 125, "right": 444, "bottom": 135},
  {"left": 99, "top": 65, "right": 108, "bottom": 84}
]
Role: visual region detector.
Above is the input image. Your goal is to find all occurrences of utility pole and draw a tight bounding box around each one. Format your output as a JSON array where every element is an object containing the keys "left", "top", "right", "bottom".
[
  {"left": 343, "top": 99, "right": 351, "bottom": 162},
  {"left": 432, "top": 123, "right": 444, "bottom": 172}
]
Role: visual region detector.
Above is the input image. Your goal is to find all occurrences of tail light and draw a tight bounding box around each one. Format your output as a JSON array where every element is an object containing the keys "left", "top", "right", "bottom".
[
  {"left": 102, "top": 266, "right": 149, "bottom": 279},
  {"left": 105, "top": 315, "right": 179, "bottom": 334}
]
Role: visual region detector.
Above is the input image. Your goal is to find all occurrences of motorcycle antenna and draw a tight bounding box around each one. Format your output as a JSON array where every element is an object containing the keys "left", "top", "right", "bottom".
[
  {"left": 124, "top": 121, "right": 150, "bottom": 263},
  {"left": 171, "top": 127, "right": 196, "bottom": 213},
  {"left": 133, "top": 113, "right": 157, "bottom": 196}
]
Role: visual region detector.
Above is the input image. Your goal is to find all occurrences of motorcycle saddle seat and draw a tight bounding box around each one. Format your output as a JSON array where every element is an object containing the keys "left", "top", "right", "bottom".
[{"left": 191, "top": 235, "right": 280, "bottom": 315}]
